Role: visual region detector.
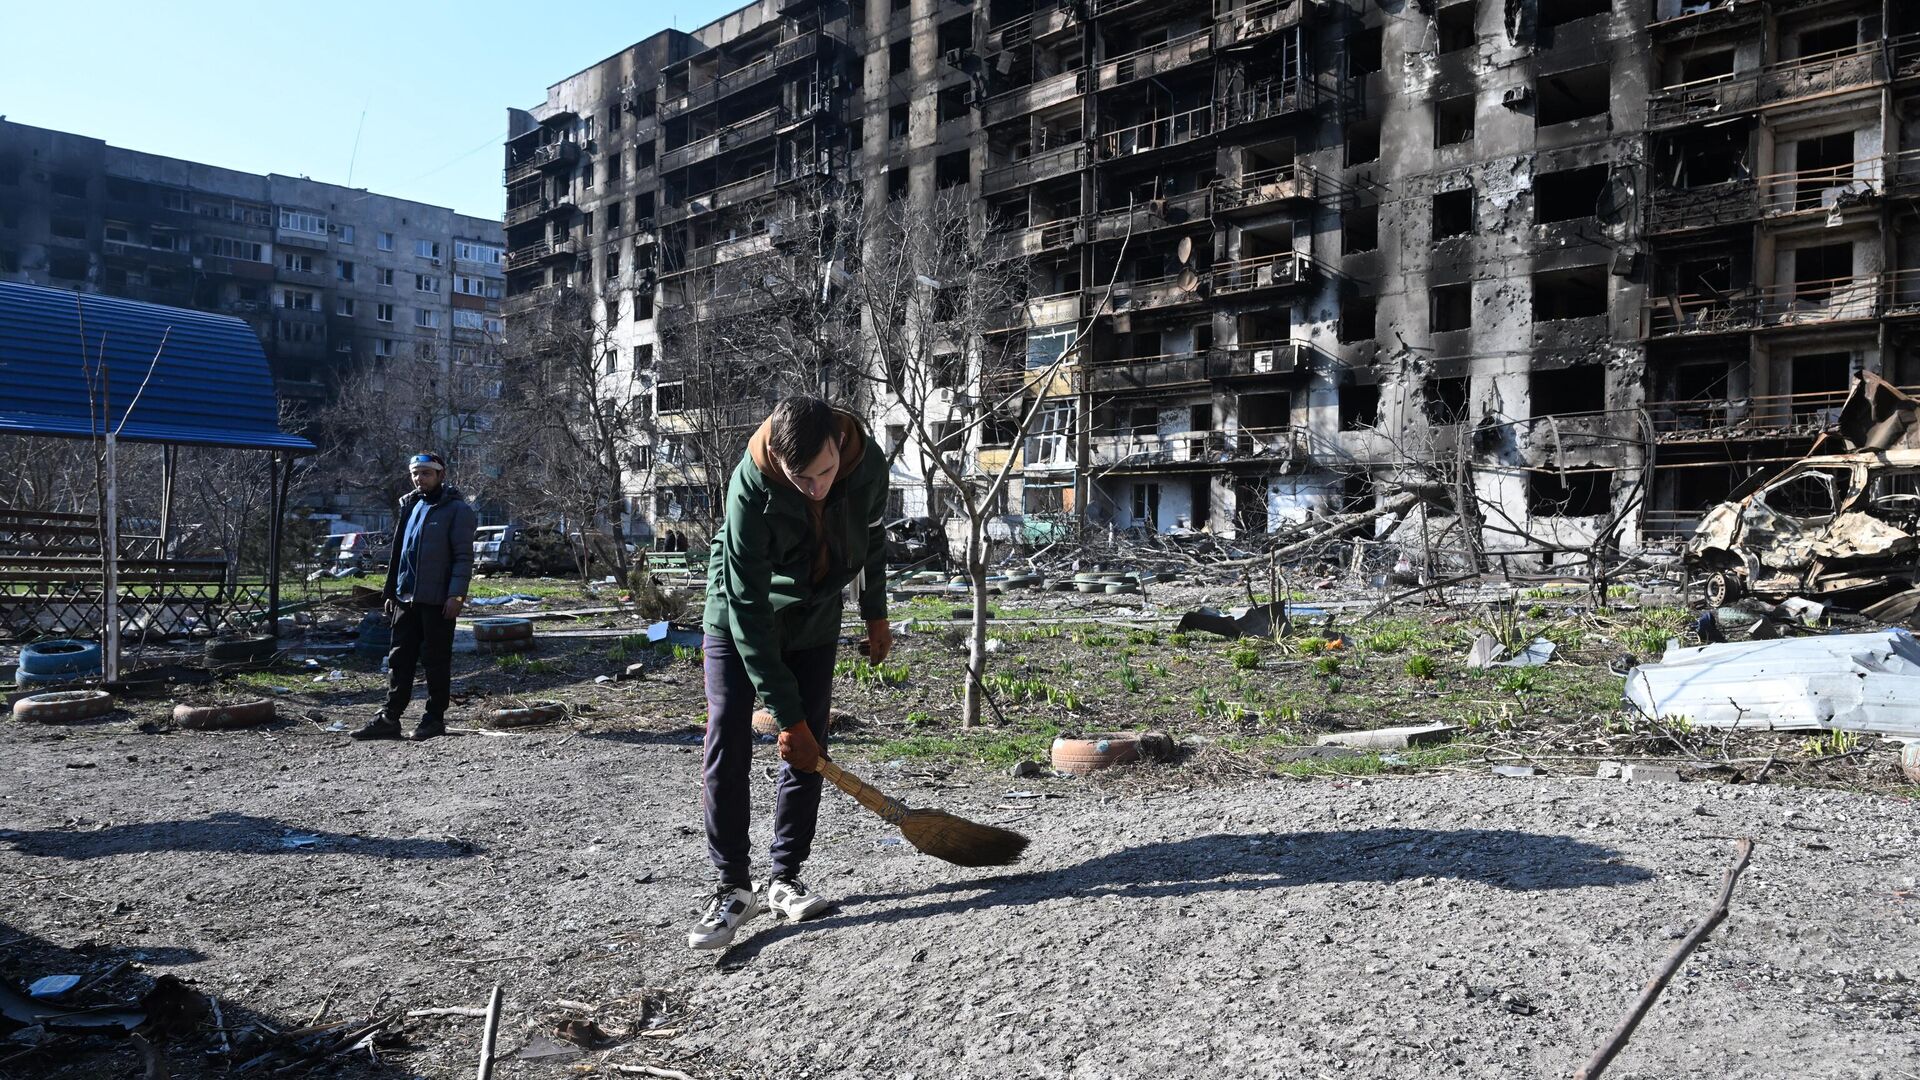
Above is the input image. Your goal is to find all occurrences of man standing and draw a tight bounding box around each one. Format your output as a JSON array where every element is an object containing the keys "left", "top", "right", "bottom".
[
  {"left": 689, "top": 396, "right": 890, "bottom": 950},
  {"left": 351, "top": 452, "right": 477, "bottom": 742}
]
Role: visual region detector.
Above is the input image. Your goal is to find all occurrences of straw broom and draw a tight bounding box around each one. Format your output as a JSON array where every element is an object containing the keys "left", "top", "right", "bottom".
[{"left": 756, "top": 710, "right": 1029, "bottom": 866}]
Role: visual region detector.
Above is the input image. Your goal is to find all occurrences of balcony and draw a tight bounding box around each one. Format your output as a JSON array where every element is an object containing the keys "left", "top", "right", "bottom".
[
  {"left": 774, "top": 30, "right": 823, "bottom": 69},
  {"left": 983, "top": 143, "right": 1090, "bottom": 196},
  {"left": 1648, "top": 0, "right": 1759, "bottom": 39},
  {"left": 1646, "top": 36, "right": 1905, "bottom": 129},
  {"left": 660, "top": 108, "right": 782, "bottom": 173},
  {"left": 1645, "top": 271, "right": 1896, "bottom": 337},
  {"left": 660, "top": 44, "right": 793, "bottom": 120},
  {"left": 1211, "top": 340, "right": 1303, "bottom": 379},
  {"left": 505, "top": 140, "right": 581, "bottom": 185},
  {"left": 992, "top": 217, "right": 1085, "bottom": 259},
  {"left": 503, "top": 236, "right": 577, "bottom": 272},
  {"left": 1210, "top": 251, "right": 1313, "bottom": 296},
  {"left": 982, "top": 69, "right": 1088, "bottom": 126},
  {"left": 1216, "top": 78, "right": 1317, "bottom": 131},
  {"left": 1645, "top": 179, "right": 1757, "bottom": 234},
  {"left": 1217, "top": 0, "right": 1319, "bottom": 48},
  {"left": 1090, "top": 430, "right": 1215, "bottom": 471},
  {"left": 1756, "top": 157, "right": 1884, "bottom": 220},
  {"left": 1091, "top": 188, "right": 1212, "bottom": 242},
  {"left": 504, "top": 192, "right": 576, "bottom": 228},
  {"left": 1096, "top": 272, "right": 1206, "bottom": 314},
  {"left": 985, "top": 5, "right": 1076, "bottom": 53},
  {"left": 1645, "top": 388, "right": 1878, "bottom": 444},
  {"left": 1020, "top": 290, "right": 1082, "bottom": 329},
  {"left": 1096, "top": 106, "right": 1214, "bottom": 162},
  {"left": 1214, "top": 163, "right": 1321, "bottom": 214},
  {"left": 503, "top": 285, "right": 572, "bottom": 316},
  {"left": 668, "top": 171, "right": 779, "bottom": 222},
  {"left": 1085, "top": 351, "right": 1218, "bottom": 394},
  {"left": 1094, "top": 30, "right": 1211, "bottom": 92}
]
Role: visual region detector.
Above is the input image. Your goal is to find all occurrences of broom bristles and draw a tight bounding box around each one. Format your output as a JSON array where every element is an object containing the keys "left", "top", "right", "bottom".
[{"left": 898, "top": 808, "right": 1030, "bottom": 867}]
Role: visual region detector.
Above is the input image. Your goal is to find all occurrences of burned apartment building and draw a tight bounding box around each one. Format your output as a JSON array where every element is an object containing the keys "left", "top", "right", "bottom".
[
  {"left": 0, "top": 119, "right": 506, "bottom": 529},
  {"left": 506, "top": 0, "right": 1920, "bottom": 554}
]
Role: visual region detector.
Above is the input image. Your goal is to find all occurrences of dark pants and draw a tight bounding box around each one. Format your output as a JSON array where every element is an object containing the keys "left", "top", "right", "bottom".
[
  {"left": 383, "top": 602, "right": 455, "bottom": 723},
  {"left": 702, "top": 632, "right": 836, "bottom": 885}
]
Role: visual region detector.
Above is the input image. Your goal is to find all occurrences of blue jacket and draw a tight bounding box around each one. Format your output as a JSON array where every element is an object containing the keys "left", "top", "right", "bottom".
[{"left": 381, "top": 485, "right": 477, "bottom": 606}]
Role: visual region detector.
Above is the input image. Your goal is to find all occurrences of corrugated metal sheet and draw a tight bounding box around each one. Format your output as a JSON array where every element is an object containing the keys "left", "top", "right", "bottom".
[
  {"left": 0, "top": 279, "right": 315, "bottom": 452},
  {"left": 1624, "top": 630, "right": 1920, "bottom": 736}
]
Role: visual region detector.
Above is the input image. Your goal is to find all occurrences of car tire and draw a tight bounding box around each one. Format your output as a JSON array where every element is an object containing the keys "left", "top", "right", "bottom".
[
  {"left": 206, "top": 635, "right": 277, "bottom": 668},
  {"left": 472, "top": 617, "right": 534, "bottom": 643},
  {"left": 1051, "top": 734, "right": 1142, "bottom": 775},
  {"left": 1704, "top": 569, "right": 1744, "bottom": 608},
  {"left": 12, "top": 689, "right": 115, "bottom": 723},
  {"left": 173, "top": 698, "right": 277, "bottom": 730},
  {"left": 18, "top": 640, "right": 103, "bottom": 677}
]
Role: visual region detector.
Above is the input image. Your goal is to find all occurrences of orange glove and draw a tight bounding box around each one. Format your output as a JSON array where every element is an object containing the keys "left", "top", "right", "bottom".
[{"left": 777, "top": 720, "right": 824, "bottom": 772}]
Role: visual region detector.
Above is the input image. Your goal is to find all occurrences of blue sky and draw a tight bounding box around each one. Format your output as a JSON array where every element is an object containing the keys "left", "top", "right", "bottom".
[{"left": 0, "top": 0, "right": 743, "bottom": 221}]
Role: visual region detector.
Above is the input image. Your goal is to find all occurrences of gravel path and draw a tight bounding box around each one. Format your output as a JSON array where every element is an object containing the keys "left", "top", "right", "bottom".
[{"left": 2, "top": 720, "right": 1916, "bottom": 1079}]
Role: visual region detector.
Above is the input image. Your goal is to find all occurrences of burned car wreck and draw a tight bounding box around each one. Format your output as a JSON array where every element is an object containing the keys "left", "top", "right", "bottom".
[{"left": 1686, "top": 375, "right": 1920, "bottom": 610}]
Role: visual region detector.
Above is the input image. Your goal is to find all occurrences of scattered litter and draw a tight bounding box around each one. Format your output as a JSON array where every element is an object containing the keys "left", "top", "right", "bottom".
[
  {"left": 1317, "top": 724, "right": 1460, "bottom": 750},
  {"left": 1466, "top": 633, "right": 1504, "bottom": 670},
  {"left": 1594, "top": 761, "right": 1623, "bottom": 779},
  {"left": 1621, "top": 763, "right": 1683, "bottom": 784},
  {"left": 594, "top": 675, "right": 614, "bottom": 684},
  {"left": 1271, "top": 745, "right": 1363, "bottom": 762},
  {"left": 469, "top": 593, "right": 543, "bottom": 607},
  {"left": 1778, "top": 597, "right": 1826, "bottom": 625},
  {"left": 518, "top": 1032, "right": 582, "bottom": 1062},
  {"left": 1009, "top": 760, "right": 1044, "bottom": 778},
  {"left": 1491, "top": 764, "right": 1538, "bottom": 778},
  {"left": 877, "top": 836, "right": 906, "bottom": 847},
  {"left": 1492, "top": 639, "right": 1555, "bottom": 668},
  {"left": 1625, "top": 629, "right": 1920, "bottom": 736},
  {"left": 324, "top": 720, "right": 348, "bottom": 733},
  {"left": 1176, "top": 600, "right": 1287, "bottom": 640},
  {"left": 312, "top": 669, "right": 346, "bottom": 683},
  {"left": 27, "top": 975, "right": 81, "bottom": 999},
  {"left": 279, "top": 834, "right": 323, "bottom": 849}
]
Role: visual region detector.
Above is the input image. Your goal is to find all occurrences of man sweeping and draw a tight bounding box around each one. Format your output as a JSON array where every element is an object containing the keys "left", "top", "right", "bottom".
[
  {"left": 691, "top": 396, "right": 891, "bottom": 950},
  {"left": 352, "top": 452, "right": 477, "bottom": 743}
]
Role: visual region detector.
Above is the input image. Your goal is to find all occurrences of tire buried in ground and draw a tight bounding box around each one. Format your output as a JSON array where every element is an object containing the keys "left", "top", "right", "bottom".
[
  {"left": 475, "top": 637, "right": 534, "bottom": 655},
  {"left": 472, "top": 617, "right": 535, "bottom": 642},
  {"left": 172, "top": 698, "right": 277, "bottom": 730},
  {"left": 485, "top": 700, "right": 567, "bottom": 729},
  {"left": 1051, "top": 733, "right": 1143, "bottom": 775},
  {"left": 205, "top": 635, "right": 277, "bottom": 668},
  {"left": 12, "top": 689, "right": 115, "bottom": 723}
]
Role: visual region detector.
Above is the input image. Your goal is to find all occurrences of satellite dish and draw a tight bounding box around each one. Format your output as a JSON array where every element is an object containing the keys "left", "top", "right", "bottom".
[
  {"left": 1177, "top": 267, "right": 1200, "bottom": 292},
  {"left": 1176, "top": 236, "right": 1194, "bottom": 264}
]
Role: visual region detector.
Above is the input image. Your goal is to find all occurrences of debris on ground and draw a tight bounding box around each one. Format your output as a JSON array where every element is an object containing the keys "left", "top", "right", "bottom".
[{"left": 1625, "top": 629, "right": 1920, "bottom": 735}]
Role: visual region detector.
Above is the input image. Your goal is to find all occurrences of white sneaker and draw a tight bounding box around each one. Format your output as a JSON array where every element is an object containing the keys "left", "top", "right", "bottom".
[
  {"left": 687, "top": 883, "right": 761, "bottom": 950},
  {"left": 764, "top": 876, "right": 830, "bottom": 922}
]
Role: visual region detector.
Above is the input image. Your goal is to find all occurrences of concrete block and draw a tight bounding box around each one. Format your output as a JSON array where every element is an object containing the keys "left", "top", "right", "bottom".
[
  {"left": 1316, "top": 723, "right": 1461, "bottom": 750},
  {"left": 1594, "top": 761, "right": 1622, "bottom": 779},
  {"left": 1622, "top": 763, "right": 1683, "bottom": 784}
]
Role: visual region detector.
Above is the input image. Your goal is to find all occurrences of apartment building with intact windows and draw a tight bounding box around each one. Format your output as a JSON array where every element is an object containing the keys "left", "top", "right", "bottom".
[{"left": 506, "top": 0, "right": 1920, "bottom": 557}]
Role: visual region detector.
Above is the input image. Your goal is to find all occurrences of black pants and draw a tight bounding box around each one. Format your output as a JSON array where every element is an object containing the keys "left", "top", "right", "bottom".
[
  {"left": 383, "top": 602, "right": 455, "bottom": 723},
  {"left": 701, "top": 632, "right": 836, "bottom": 885}
]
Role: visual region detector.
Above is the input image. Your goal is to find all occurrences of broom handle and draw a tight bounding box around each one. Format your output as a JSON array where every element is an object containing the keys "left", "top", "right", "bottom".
[{"left": 816, "top": 759, "right": 911, "bottom": 826}]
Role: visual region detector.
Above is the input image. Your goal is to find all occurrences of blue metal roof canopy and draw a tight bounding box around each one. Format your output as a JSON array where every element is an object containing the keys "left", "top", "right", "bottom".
[{"left": 0, "top": 279, "right": 316, "bottom": 452}]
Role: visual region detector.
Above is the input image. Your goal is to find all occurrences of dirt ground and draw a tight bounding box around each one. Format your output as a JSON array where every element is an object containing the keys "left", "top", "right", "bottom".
[{"left": 4, "top": 580, "right": 1920, "bottom": 1078}]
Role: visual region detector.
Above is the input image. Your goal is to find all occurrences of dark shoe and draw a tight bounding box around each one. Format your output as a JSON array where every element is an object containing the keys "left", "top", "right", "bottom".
[
  {"left": 411, "top": 716, "right": 446, "bottom": 741},
  {"left": 350, "top": 715, "right": 402, "bottom": 740}
]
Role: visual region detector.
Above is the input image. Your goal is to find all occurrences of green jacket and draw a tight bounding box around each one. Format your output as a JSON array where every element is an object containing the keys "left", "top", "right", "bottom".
[{"left": 702, "top": 410, "right": 890, "bottom": 728}]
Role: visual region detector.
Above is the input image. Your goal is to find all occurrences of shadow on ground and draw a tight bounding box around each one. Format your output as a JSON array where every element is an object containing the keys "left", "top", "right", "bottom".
[
  {"left": 0, "top": 811, "right": 483, "bottom": 861},
  {"left": 721, "top": 828, "right": 1649, "bottom": 962}
]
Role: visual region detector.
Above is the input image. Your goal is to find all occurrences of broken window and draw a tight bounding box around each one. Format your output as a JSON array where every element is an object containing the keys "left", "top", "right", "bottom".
[
  {"left": 1791, "top": 243, "right": 1852, "bottom": 302},
  {"left": 1241, "top": 391, "right": 1291, "bottom": 430},
  {"left": 1793, "top": 21, "right": 1858, "bottom": 60},
  {"left": 1340, "top": 471, "right": 1376, "bottom": 513},
  {"left": 887, "top": 167, "right": 909, "bottom": 201},
  {"left": 1346, "top": 119, "right": 1381, "bottom": 165},
  {"left": 890, "top": 39, "right": 910, "bottom": 76},
  {"left": 938, "top": 16, "right": 972, "bottom": 55},
  {"left": 1435, "top": 94, "right": 1475, "bottom": 145},
  {"left": 1436, "top": 2, "right": 1475, "bottom": 53},
  {"left": 889, "top": 104, "right": 910, "bottom": 142},
  {"left": 1529, "top": 364, "right": 1604, "bottom": 417},
  {"left": 1339, "top": 384, "right": 1380, "bottom": 430},
  {"left": 1677, "top": 49, "right": 1734, "bottom": 85},
  {"left": 938, "top": 86, "right": 969, "bottom": 124},
  {"left": 1338, "top": 290, "right": 1377, "bottom": 344},
  {"left": 1790, "top": 353, "right": 1852, "bottom": 418},
  {"left": 1759, "top": 469, "right": 1844, "bottom": 519},
  {"left": 48, "top": 253, "right": 88, "bottom": 280},
  {"left": 1349, "top": 26, "right": 1383, "bottom": 76},
  {"left": 1433, "top": 187, "right": 1474, "bottom": 240},
  {"left": 50, "top": 173, "right": 86, "bottom": 198},
  {"left": 1535, "top": 164, "right": 1608, "bottom": 223},
  {"left": 936, "top": 151, "right": 969, "bottom": 189},
  {"left": 1537, "top": 64, "right": 1610, "bottom": 127},
  {"left": 1531, "top": 264, "right": 1608, "bottom": 321},
  {"left": 1431, "top": 282, "right": 1472, "bottom": 333},
  {"left": 1539, "top": 0, "right": 1610, "bottom": 29},
  {"left": 1527, "top": 470, "right": 1612, "bottom": 516},
  {"left": 1792, "top": 132, "right": 1854, "bottom": 209},
  {"left": 1341, "top": 204, "right": 1379, "bottom": 254},
  {"left": 1425, "top": 376, "right": 1470, "bottom": 425}
]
